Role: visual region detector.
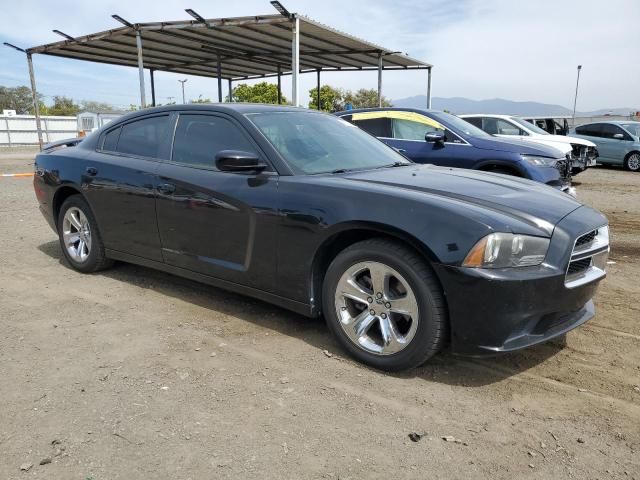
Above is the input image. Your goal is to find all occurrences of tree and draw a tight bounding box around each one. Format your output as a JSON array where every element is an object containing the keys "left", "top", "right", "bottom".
[
  {"left": 230, "top": 82, "right": 286, "bottom": 104},
  {"left": 308, "top": 85, "right": 345, "bottom": 112},
  {"left": 190, "top": 95, "right": 211, "bottom": 104},
  {"left": 343, "top": 88, "right": 391, "bottom": 109},
  {"left": 0, "top": 85, "right": 44, "bottom": 114},
  {"left": 48, "top": 96, "right": 80, "bottom": 116},
  {"left": 78, "top": 100, "right": 122, "bottom": 113}
]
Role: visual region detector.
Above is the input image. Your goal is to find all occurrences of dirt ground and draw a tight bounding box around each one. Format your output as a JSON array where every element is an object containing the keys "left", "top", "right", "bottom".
[{"left": 1, "top": 147, "right": 638, "bottom": 479}]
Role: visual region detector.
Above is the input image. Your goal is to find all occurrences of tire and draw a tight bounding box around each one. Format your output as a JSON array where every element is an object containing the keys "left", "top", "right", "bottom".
[
  {"left": 624, "top": 152, "right": 640, "bottom": 172},
  {"left": 57, "top": 195, "right": 113, "bottom": 273},
  {"left": 322, "top": 238, "right": 447, "bottom": 371}
]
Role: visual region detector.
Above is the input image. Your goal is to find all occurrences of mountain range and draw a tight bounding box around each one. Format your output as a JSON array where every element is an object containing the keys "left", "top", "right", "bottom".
[{"left": 391, "top": 96, "right": 638, "bottom": 117}]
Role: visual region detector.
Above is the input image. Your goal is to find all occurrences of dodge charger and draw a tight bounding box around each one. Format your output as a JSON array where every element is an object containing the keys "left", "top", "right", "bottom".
[{"left": 33, "top": 104, "right": 609, "bottom": 371}]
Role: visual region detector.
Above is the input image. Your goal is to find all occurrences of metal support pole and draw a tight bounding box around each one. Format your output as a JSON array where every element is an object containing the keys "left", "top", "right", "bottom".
[
  {"left": 291, "top": 15, "right": 300, "bottom": 107},
  {"left": 150, "top": 68, "right": 156, "bottom": 106},
  {"left": 26, "top": 53, "right": 43, "bottom": 150},
  {"left": 5, "top": 117, "right": 12, "bottom": 148},
  {"left": 572, "top": 65, "right": 582, "bottom": 125},
  {"left": 277, "top": 65, "right": 282, "bottom": 104},
  {"left": 377, "top": 52, "right": 383, "bottom": 107},
  {"left": 228, "top": 78, "right": 233, "bottom": 102},
  {"left": 217, "top": 55, "right": 223, "bottom": 103},
  {"left": 316, "top": 69, "right": 321, "bottom": 110},
  {"left": 135, "top": 31, "right": 146, "bottom": 108},
  {"left": 426, "top": 67, "right": 432, "bottom": 109}
]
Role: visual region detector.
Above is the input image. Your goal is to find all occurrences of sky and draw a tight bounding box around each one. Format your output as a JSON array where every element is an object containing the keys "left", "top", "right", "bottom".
[{"left": 1, "top": 0, "right": 638, "bottom": 111}]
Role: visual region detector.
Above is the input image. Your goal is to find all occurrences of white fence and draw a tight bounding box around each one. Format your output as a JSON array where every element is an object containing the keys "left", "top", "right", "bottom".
[{"left": 0, "top": 115, "right": 78, "bottom": 146}]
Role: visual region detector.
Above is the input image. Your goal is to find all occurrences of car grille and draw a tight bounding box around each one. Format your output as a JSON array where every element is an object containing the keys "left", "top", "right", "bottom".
[
  {"left": 565, "top": 226, "right": 609, "bottom": 288},
  {"left": 556, "top": 157, "right": 572, "bottom": 181}
]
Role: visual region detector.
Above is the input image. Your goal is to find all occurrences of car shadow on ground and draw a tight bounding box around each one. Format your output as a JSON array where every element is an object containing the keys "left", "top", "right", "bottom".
[{"left": 39, "top": 239, "right": 566, "bottom": 388}]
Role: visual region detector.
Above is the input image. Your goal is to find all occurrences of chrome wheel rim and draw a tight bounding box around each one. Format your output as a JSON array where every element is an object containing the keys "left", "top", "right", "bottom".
[
  {"left": 334, "top": 261, "right": 419, "bottom": 356},
  {"left": 62, "top": 207, "right": 91, "bottom": 263},
  {"left": 628, "top": 154, "right": 640, "bottom": 171}
]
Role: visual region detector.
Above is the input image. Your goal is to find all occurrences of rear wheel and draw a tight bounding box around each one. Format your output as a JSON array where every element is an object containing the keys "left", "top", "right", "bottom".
[
  {"left": 322, "top": 238, "right": 447, "bottom": 371},
  {"left": 57, "top": 195, "right": 113, "bottom": 273},
  {"left": 624, "top": 152, "right": 640, "bottom": 172}
]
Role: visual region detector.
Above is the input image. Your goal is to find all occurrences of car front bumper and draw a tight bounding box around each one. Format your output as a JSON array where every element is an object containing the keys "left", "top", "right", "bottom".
[{"left": 433, "top": 205, "right": 608, "bottom": 356}]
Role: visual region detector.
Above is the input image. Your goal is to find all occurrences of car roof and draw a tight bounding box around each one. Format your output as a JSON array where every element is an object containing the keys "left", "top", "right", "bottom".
[
  {"left": 576, "top": 120, "right": 640, "bottom": 127},
  {"left": 116, "top": 103, "right": 324, "bottom": 122},
  {"left": 458, "top": 114, "right": 519, "bottom": 119},
  {"left": 335, "top": 107, "right": 439, "bottom": 116}
]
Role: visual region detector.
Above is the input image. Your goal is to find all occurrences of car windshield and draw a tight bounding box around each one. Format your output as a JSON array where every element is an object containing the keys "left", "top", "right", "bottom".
[
  {"left": 512, "top": 117, "right": 550, "bottom": 135},
  {"left": 428, "top": 111, "right": 491, "bottom": 138},
  {"left": 621, "top": 123, "right": 640, "bottom": 137},
  {"left": 247, "top": 111, "right": 411, "bottom": 174}
]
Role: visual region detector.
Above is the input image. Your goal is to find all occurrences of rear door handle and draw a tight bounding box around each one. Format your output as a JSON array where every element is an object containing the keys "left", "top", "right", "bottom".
[
  {"left": 86, "top": 166, "right": 98, "bottom": 176},
  {"left": 157, "top": 183, "right": 176, "bottom": 194}
]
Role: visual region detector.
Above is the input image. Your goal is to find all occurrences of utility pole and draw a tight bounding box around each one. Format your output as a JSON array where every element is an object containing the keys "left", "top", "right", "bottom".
[
  {"left": 178, "top": 79, "right": 188, "bottom": 104},
  {"left": 572, "top": 65, "right": 582, "bottom": 125}
]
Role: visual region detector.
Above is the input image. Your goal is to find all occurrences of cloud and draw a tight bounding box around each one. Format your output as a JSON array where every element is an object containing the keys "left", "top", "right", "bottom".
[{"left": 1, "top": 0, "right": 638, "bottom": 110}]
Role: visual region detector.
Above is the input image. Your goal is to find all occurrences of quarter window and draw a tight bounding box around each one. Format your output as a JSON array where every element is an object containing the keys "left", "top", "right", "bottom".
[
  {"left": 172, "top": 114, "right": 258, "bottom": 168},
  {"left": 102, "top": 126, "right": 121, "bottom": 151},
  {"left": 114, "top": 115, "right": 171, "bottom": 159}
]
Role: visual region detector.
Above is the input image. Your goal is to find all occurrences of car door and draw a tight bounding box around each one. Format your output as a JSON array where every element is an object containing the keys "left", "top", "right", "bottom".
[
  {"left": 83, "top": 113, "right": 172, "bottom": 262},
  {"left": 599, "top": 124, "right": 633, "bottom": 165},
  {"left": 385, "top": 114, "right": 473, "bottom": 168},
  {"left": 155, "top": 112, "right": 279, "bottom": 292}
]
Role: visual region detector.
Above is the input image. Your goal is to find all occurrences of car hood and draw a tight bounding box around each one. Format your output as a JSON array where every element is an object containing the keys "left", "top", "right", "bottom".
[
  {"left": 339, "top": 165, "right": 582, "bottom": 235},
  {"left": 467, "top": 135, "right": 565, "bottom": 158},
  {"left": 539, "top": 134, "right": 596, "bottom": 148}
]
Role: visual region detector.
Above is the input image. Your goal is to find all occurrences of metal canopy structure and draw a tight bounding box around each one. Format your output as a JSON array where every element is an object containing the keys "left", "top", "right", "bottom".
[{"left": 4, "top": 2, "right": 433, "bottom": 148}]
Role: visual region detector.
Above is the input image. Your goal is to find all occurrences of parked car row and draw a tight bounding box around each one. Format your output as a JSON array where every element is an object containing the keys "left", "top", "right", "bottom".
[
  {"left": 34, "top": 104, "right": 610, "bottom": 371},
  {"left": 459, "top": 114, "right": 598, "bottom": 175}
]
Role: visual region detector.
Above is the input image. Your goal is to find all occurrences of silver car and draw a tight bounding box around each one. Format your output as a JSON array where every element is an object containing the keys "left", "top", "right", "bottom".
[{"left": 569, "top": 121, "right": 640, "bottom": 172}]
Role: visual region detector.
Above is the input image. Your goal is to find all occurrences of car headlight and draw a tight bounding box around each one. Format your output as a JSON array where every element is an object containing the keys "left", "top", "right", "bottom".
[
  {"left": 463, "top": 233, "right": 550, "bottom": 268},
  {"left": 521, "top": 155, "right": 557, "bottom": 166}
]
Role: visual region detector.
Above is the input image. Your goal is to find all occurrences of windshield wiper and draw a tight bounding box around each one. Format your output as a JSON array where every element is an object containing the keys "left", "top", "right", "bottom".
[{"left": 380, "top": 161, "right": 411, "bottom": 169}]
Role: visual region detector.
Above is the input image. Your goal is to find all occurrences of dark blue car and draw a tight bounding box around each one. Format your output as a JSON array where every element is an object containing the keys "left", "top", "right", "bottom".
[{"left": 336, "top": 108, "right": 573, "bottom": 194}]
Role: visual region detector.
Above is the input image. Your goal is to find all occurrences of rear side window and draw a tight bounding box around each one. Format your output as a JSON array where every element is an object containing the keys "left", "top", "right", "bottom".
[
  {"left": 575, "top": 124, "right": 602, "bottom": 137},
  {"left": 352, "top": 118, "right": 392, "bottom": 138},
  {"left": 172, "top": 114, "right": 258, "bottom": 168},
  {"left": 115, "top": 115, "right": 171, "bottom": 159},
  {"left": 463, "top": 117, "right": 483, "bottom": 128}
]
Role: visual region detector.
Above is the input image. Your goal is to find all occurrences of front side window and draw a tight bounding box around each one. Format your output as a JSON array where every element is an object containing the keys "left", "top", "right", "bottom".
[
  {"left": 115, "top": 115, "right": 171, "bottom": 159},
  {"left": 601, "top": 124, "right": 629, "bottom": 140},
  {"left": 247, "top": 112, "right": 409, "bottom": 174},
  {"left": 172, "top": 114, "right": 258, "bottom": 168},
  {"left": 392, "top": 118, "right": 462, "bottom": 143},
  {"left": 491, "top": 118, "right": 524, "bottom": 136}
]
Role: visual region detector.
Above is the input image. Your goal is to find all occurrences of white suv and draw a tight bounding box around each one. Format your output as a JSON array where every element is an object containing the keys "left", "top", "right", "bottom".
[{"left": 460, "top": 114, "right": 598, "bottom": 174}]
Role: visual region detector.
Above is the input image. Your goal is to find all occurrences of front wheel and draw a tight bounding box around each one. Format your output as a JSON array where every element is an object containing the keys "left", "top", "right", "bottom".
[
  {"left": 624, "top": 152, "right": 640, "bottom": 172},
  {"left": 322, "top": 238, "right": 447, "bottom": 371}
]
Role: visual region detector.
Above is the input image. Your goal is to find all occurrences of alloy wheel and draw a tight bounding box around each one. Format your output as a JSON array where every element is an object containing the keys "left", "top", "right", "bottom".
[
  {"left": 628, "top": 153, "right": 640, "bottom": 171},
  {"left": 62, "top": 207, "right": 92, "bottom": 263},
  {"left": 334, "top": 261, "right": 419, "bottom": 355}
]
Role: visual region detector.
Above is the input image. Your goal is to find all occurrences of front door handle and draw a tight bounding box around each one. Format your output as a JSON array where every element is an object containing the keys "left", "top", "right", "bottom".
[
  {"left": 86, "top": 166, "right": 98, "bottom": 176},
  {"left": 157, "top": 183, "right": 176, "bottom": 195}
]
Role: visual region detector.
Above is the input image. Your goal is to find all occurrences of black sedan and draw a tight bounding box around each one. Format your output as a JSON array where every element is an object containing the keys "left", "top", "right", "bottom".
[{"left": 33, "top": 104, "right": 609, "bottom": 371}]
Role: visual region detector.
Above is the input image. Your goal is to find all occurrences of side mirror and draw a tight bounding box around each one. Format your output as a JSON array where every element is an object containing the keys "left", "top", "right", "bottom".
[
  {"left": 613, "top": 133, "right": 624, "bottom": 140},
  {"left": 215, "top": 150, "right": 266, "bottom": 172},
  {"left": 425, "top": 131, "right": 446, "bottom": 143}
]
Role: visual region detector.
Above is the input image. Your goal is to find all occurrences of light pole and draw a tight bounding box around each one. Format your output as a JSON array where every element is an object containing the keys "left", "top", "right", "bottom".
[
  {"left": 572, "top": 65, "right": 582, "bottom": 125},
  {"left": 178, "top": 79, "right": 188, "bottom": 104}
]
